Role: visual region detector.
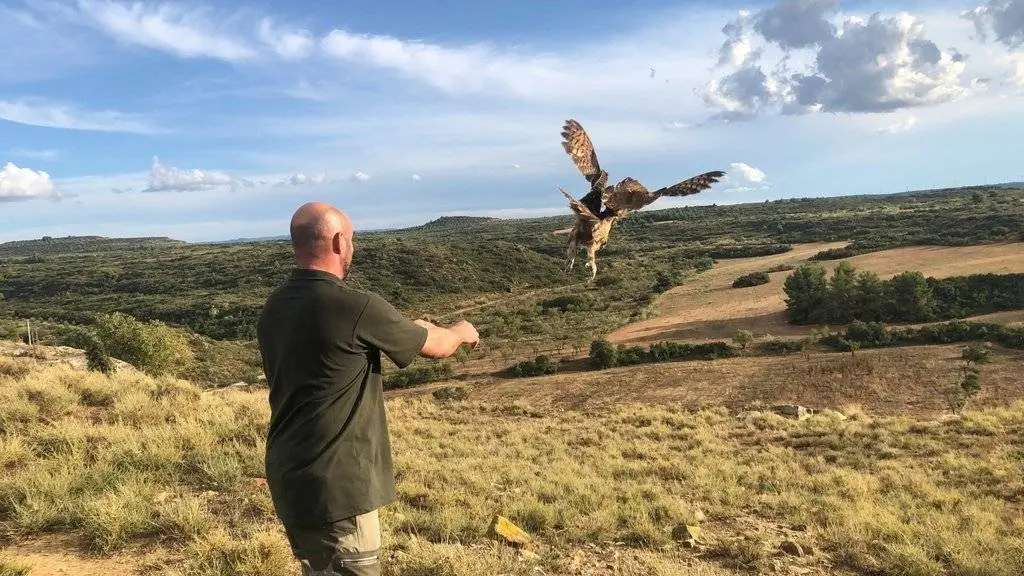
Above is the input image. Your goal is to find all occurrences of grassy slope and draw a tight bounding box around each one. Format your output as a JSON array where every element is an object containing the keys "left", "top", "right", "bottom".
[{"left": 1, "top": 357, "right": 1022, "bottom": 575}]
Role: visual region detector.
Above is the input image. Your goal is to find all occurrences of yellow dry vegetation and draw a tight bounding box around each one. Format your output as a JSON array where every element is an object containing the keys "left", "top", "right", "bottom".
[{"left": 1, "top": 356, "right": 1023, "bottom": 575}]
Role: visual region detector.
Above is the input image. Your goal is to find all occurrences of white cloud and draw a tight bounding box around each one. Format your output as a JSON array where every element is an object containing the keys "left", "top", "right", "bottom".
[
  {"left": 411, "top": 173, "right": 422, "bottom": 181},
  {"left": 0, "top": 162, "right": 58, "bottom": 201},
  {"left": 142, "top": 156, "right": 235, "bottom": 193},
  {"left": 257, "top": 17, "right": 313, "bottom": 60},
  {"left": 730, "top": 161, "right": 767, "bottom": 184},
  {"left": 74, "top": 0, "right": 258, "bottom": 61},
  {"left": 350, "top": 171, "right": 371, "bottom": 182},
  {"left": 281, "top": 172, "right": 327, "bottom": 186},
  {"left": 0, "top": 98, "right": 158, "bottom": 133},
  {"left": 9, "top": 148, "right": 59, "bottom": 161},
  {"left": 704, "top": 3, "right": 976, "bottom": 120},
  {"left": 663, "top": 121, "right": 691, "bottom": 130},
  {"left": 319, "top": 30, "right": 562, "bottom": 98},
  {"left": 1009, "top": 53, "right": 1024, "bottom": 85},
  {"left": 878, "top": 116, "right": 919, "bottom": 133}
]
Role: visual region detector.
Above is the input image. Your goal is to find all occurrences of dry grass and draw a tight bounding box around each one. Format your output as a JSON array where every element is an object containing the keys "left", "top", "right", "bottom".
[
  {"left": 610, "top": 242, "right": 1024, "bottom": 345},
  {"left": 1, "top": 360, "right": 1023, "bottom": 575}
]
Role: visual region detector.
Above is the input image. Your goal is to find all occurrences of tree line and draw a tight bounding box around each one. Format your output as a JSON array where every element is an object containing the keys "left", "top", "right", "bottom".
[{"left": 782, "top": 261, "right": 1024, "bottom": 325}]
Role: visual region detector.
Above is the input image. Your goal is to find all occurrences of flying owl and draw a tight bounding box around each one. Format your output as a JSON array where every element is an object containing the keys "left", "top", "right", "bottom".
[{"left": 558, "top": 118, "right": 726, "bottom": 282}]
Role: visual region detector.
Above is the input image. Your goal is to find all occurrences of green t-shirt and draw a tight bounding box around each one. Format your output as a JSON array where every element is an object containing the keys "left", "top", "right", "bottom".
[{"left": 256, "top": 268, "right": 428, "bottom": 527}]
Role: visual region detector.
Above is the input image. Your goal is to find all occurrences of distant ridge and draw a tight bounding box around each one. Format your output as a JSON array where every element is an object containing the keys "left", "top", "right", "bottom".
[
  {"left": 0, "top": 235, "right": 184, "bottom": 257},
  {"left": 417, "top": 215, "right": 500, "bottom": 230}
]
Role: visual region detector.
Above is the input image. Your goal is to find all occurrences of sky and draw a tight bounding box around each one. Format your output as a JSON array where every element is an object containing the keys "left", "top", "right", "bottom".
[{"left": 1, "top": 0, "right": 1023, "bottom": 242}]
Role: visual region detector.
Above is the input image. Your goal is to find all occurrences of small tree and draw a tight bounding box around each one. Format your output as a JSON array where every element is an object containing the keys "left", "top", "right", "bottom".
[
  {"left": 945, "top": 343, "right": 990, "bottom": 415},
  {"left": 783, "top": 264, "right": 830, "bottom": 324},
  {"left": 589, "top": 339, "right": 618, "bottom": 369},
  {"left": 732, "top": 329, "right": 754, "bottom": 352}
]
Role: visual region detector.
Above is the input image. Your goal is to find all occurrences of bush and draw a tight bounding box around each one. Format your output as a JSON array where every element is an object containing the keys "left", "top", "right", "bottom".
[
  {"left": 694, "top": 257, "right": 715, "bottom": 272},
  {"left": 540, "top": 295, "right": 592, "bottom": 312},
  {"left": 509, "top": 355, "right": 558, "bottom": 377},
  {"left": 705, "top": 244, "right": 792, "bottom": 259},
  {"left": 732, "top": 329, "right": 755, "bottom": 351},
  {"left": 732, "top": 272, "right": 770, "bottom": 288},
  {"left": 93, "top": 312, "right": 193, "bottom": 377},
  {"left": 59, "top": 327, "right": 115, "bottom": 374},
  {"left": 765, "top": 264, "right": 795, "bottom": 273},
  {"left": 589, "top": 339, "right": 618, "bottom": 369},
  {"left": 588, "top": 339, "right": 736, "bottom": 369},
  {"left": 432, "top": 386, "right": 469, "bottom": 402},
  {"left": 809, "top": 246, "right": 858, "bottom": 260},
  {"left": 384, "top": 362, "right": 454, "bottom": 390}
]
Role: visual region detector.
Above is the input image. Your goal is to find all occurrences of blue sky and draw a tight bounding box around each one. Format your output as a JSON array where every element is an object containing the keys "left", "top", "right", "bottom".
[{"left": 1, "top": 0, "right": 1023, "bottom": 242}]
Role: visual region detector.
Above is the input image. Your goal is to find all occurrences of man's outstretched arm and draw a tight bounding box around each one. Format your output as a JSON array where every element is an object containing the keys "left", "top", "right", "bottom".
[{"left": 415, "top": 319, "right": 479, "bottom": 359}]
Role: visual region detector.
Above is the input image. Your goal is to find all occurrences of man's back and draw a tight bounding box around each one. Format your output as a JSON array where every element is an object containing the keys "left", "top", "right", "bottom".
[{"left": 257, "top": 268, "right": 426, "bottom": 527}]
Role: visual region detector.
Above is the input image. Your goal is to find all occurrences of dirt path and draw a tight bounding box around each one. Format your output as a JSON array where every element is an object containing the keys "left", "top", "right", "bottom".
[
  {"left": 3, "top": 536, "right": 142, "bottom": 576},
  {"left": 609, "top": 242, "right": 1024, "bottom": 345}
]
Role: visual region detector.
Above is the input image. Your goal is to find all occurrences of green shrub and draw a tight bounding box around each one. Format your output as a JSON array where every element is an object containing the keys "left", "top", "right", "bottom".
[
  {"left": 810, "top": 246, "right": 858, "bottom": 260},
  {"left": 384, "top": 362, "right": 453, "bottom": 390},
  {"left": 59, "top": 327, "right": 115, "bottom": 374},
  {"left": 93, "top": 312, "right": 193, "bottom": 377},
  {"left": 509, "top": 355, "right": 558, "bottom": 377},
  {"left": 732, "top": 272, "right": 770, "bottom": 288}
]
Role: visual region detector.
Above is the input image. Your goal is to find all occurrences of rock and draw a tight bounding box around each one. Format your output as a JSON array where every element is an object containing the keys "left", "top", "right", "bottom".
[
  {"left": 487, "top": 515, "right": 530, "bottom": 547},
  {"left": 780, "top": 540, "right": 804, "bottom": 556},
  {"left": 228, "top": 382, "right": 249, "bottom": 388},
  {"left": 251, "top": 477, "right": 268, "bottom": 489},
  {"left": 671, "top": 524, "right": 701, "bottom": 543},
  {"left": 772, "top": 404, "right": 811, "bottom": 420}
]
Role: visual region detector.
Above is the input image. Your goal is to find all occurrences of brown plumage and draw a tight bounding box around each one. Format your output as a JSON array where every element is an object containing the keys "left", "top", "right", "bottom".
[{"left": 558, "top": 118, "right": 726, "bottom": 281}]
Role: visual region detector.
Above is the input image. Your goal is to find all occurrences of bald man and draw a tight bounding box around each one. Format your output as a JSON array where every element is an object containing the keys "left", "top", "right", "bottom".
[{"left": 256, "top": 202, "right": 479, "bottom": 576}]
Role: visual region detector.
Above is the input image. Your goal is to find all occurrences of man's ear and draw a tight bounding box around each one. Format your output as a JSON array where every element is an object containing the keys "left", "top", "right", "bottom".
[{"left": 332, "top": 232, "right": 342, "bottom": 254}]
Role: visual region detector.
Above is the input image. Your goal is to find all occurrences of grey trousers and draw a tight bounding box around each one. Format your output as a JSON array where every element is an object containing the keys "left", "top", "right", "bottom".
[{"left": 284, "top": 509, "right": 382, "bottom": 576}]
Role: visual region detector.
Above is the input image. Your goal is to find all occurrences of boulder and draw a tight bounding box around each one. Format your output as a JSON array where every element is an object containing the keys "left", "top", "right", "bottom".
[{"left": 772, "top": 404, "right": 811, "bottom": 420}]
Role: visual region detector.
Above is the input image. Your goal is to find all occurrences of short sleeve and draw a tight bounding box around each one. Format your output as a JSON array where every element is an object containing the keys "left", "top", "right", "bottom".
[{"left": 355, "top": 292, "right": 428, "bottom": 369}]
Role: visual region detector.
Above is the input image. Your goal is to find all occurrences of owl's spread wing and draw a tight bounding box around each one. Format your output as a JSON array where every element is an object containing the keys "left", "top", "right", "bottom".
[
  {"left": 604, "top": 171, "right": 726, "bottom": 215},
  {"left": 559, "top": 187, "right": 599, "bottom": 221},
  {"left": 653, "top": 170, "right": 727, "bottom": 198},
  {"left": 561, "top": 119, "right": 608, "bottom": 191}
]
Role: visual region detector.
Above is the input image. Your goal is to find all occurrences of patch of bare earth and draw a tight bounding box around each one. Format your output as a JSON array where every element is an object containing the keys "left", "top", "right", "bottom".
[
  {"left": 2, "top": 535, "right": 143, "bottom": 576},
  {"left": 609, "top": 242, "right": 1024, "bottom": 345}
]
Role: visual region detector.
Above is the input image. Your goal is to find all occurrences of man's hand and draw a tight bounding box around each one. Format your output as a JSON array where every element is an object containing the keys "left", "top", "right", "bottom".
[
  {"left": 452, "top": 320, "right": 479, "bottom": 349},
  {"left": 416, "top": 318, "right": 480, "bottom": 358}
]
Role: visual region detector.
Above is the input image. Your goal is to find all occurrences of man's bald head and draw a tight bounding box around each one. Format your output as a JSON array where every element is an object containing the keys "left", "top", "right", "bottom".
[{"left": 289, "top": 202, "right": 355, "bottom": 276}]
